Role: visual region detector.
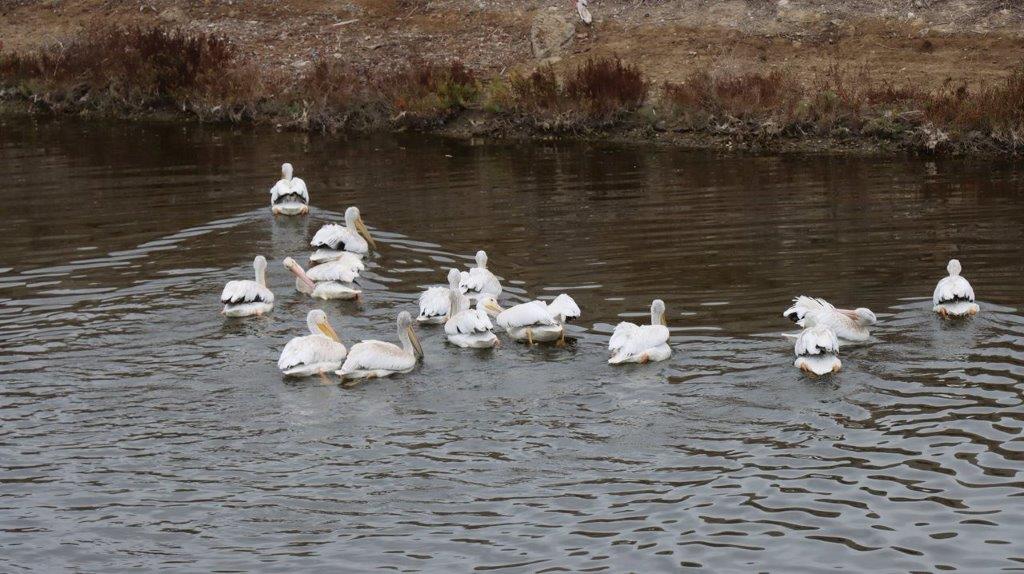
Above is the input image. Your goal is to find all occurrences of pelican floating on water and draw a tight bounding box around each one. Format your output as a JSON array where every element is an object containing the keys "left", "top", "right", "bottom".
[
  {"left": 933, "top": 259, "right": 979, "bottom": 318},
  {"left": 482, "top": 293, "right": 580, "bottom": 345},
  {"left": 459, "top": 250, "right": 502, "bottom": 301},
  {"left": 443, "top": 269, "right": 499, "bottom": 348},
  {"left": 220, "top": 255, "right": 274, "bottom": 317},
  {"left": 608, "top": 299, "right": 672, "bottom": 364},
  {"left": 270, "top": 163, "right": 309, "bottom": 216},
  {"left": 417, "top": 284, "right": 451, "bottom": 324},
  {"left": 784, "top": 296, "right": 876, "bottom": 342},
  {"left": 310, "top": 206, "right": 377, "bottom": 261},
  {"left": 278, "top": 310, "right": 347, "bottom": 377},
  {"left": 794, "top": 325, "right": 842, "bottom": 376},
  {"left": 283, "top": 256, "right": 362, "bottom": 300},
  {"left": 336, "top": 311, "right": 423, "bottom": 380}
]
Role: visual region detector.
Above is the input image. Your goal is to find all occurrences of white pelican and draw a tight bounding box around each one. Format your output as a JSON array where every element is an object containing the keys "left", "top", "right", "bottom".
[
  {"left": 574, "top": 0, "right": 592, "bottom": 24},
  {"left": 417, "top": 284, "right": 451, "bottom": 324},
  {"left": 933, "top": 259, "right": 979, "bottom": 318},
  {"left": 278, "top": 310, "right": 347, "bottom": 377},
  {"left": 310, "top": 206, "right": 376, "bottom": 261},
  {"left": 282, "top": 256, "right": 362, "bottom": 300},
  {"left": 443, "top": 269, "right": 499, "bottom": 348},
  {"left": 220, "top": 255, "right": 274, "bottom": 317},
  {"left": 783, "top": 296, "right": 876, "bottom": 342},
  {"left": 608, "top": 299, "right": 672, "bottom": 364},
  {"left": 459, "top": 250, "right": 502, "bottom": 301},
  {"left": 270, "top": 163, "right": 309, "bottom": 215},
  {"left": 336, "top": 311, "right": 423, "bottom": 380},
  {"left": 794, "top": 325, "right": 842, "bottom": 376},
  {"left": 481, "top": 293, "right": 580, "bottom": 345}
]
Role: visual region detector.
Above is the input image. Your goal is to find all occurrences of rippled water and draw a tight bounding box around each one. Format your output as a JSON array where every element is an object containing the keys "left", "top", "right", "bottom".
[{"left": 2, "top": 117, "right": 1023, "bottom": 572}]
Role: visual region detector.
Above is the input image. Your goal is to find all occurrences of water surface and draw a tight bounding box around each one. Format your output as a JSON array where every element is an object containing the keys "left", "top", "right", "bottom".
[{"left": 2, "top": 117, "right": 1023, "bottom": 572}]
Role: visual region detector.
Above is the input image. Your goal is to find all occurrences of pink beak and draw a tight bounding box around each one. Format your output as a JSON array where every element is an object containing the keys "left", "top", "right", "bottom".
[
  {"left": 289, "top": 264, "right": 316, "bottom": 290},
  {"left": 838, "top": 309, "right": 859, "bottom": 320}
]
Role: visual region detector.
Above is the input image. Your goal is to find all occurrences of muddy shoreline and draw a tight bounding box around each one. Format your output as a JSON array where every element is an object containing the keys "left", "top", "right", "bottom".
[
  {"left": 3, "top": 0, "right": 1024, "bottom": 157},
  {"left": 0, "top": 94, "right": 997, "bottom": 159}
]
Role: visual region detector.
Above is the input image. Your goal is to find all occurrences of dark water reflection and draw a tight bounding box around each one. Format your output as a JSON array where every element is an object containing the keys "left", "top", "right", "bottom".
[{"left": 1, "top": 117, "right": 1023, "bottom": 572}]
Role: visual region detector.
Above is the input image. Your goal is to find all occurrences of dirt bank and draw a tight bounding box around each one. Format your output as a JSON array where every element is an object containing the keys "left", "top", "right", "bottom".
[{"left": 2, "top": 1, "right": 1024, "bottom": 156}]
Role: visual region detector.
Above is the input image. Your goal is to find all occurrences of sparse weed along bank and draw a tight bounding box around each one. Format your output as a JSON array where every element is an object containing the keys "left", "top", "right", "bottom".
[{"left": 2, "top": 25, "right": 1024, "bottom": 156}]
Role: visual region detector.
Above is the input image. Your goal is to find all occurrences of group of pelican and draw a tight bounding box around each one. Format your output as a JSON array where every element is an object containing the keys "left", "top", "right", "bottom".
[
  {"left": 224, "top": 163, "right": 982, "bottom": 383},
  {"left": 784, "top": 258, "right": 979, "bottom": 375}
]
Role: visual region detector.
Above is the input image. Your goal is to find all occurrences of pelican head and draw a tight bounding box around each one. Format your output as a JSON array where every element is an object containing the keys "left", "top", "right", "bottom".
[
  {"left": 447, "top": 268, "right": 462, "bottom": 290},
  {"left": 947, "top": 259, "right": 962, "bottom": 277},
  {"left": 651, "top": 299, "right": 667, "bottom": 326},
  {"left": 253, "top": 255, "right": 268, "bottom": 286},
  {"left": 307, "top": 309, "right": 341, "bottom": 342},
  {"left": 475, "top": 250, "right": 488, "bottom": 269},
  {"left": 282, "top": 256, "right": 316, "bottom": 291},
  {"left": 853, "top": 307, "right": 877, "bottom": 326},
  {"left": 397, "top": 311, "right": 423, "bottom": 359},
  {"left": 478, "top": 296, "right": 505, "bottom": 317},
  {"left": 345, "top": 206, "right": 377, "bottom": 251},
  {"left": 281, "top": 162, "right": 293, "bottom": 180}
]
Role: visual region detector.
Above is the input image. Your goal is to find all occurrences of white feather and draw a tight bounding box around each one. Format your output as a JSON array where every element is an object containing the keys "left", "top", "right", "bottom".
[
  {"left": 608, "top": 324, "right": 670, "bottom": 364},
  {"left": 311, "top": 223, "right": 368, "bottom": 256},
  {"left": 609, "top": 299, "right": 671, "bottom": 364},
  {"left": 608, "top": 322, "right": 640, "bottom": 355},
  {"left": 306, "top": 259, "right": 361, "bottom": 283},
  {"left": 220, "top": 280, "right": 273, "bottom": 305},
  {"left": 460, "top": 267, "right": 502, "bottom": 299},
  {"left": 337, "top": 341, "right": 416, "bottom": 377},
  {"left": 496, "top": 301, "right": 557, "bottom": 330},
  {"left": 418, "top": 286, "right": 451, "bottom": 323},
  {"left": 783, "top": 295, "right": 871, "bottom": 342},
  {"left": 278, "top": 335, "right": 347, "bottom": 376},
  {"left": 546, "top": 294, "right": 581, "bottom": 322},
  {"left": 793, "top": 325, "right": 841, "bottom": 375},
  {"left": 220, "top": 257, "right": 274, "bottom": 317},
  {"left": 270, "top": 177, "right": 309, "bottom": 205},
  {"left": 933, "top": 275, "right": 975, "bottom": 305}
]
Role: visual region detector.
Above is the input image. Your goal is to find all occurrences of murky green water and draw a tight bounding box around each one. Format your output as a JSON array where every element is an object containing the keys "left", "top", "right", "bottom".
[{"left": 2, "top": 117, "right": 1023, "bottom": 572}]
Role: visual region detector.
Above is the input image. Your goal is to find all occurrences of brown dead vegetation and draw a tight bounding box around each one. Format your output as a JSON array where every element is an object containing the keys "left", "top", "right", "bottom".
[{"left": 3, "top": 25, "right": 1024, "bottom": 155}]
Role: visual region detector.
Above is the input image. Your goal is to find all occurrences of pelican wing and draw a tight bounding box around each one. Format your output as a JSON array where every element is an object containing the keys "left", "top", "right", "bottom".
[
  {"left": 496, "top": 301, "right": 556, "bottom": 330},
  {"left": 278, "top": 335, "right": 347, "bottom": 371},
  {"left": 306, "top": 259, "right": 360, "bottom": 283},
  {"left": 270, "top": 178, "right": 309, "bottom": 204},
  {"left": 460, "top": 267, "right": 501, "bottom": 297},
  {"left": 794, "top": 326, "right": 840, "bottom": 357},
  {"left": 339, "top": 340, "right": 416, "bottom": 374},
  {"left": 311, "top": 224, "right": 368, "bottom": 254},
  {"left": 418, "top": 286, "right": 450, "bottom": 321},
  {"left": 221, "top": 280, "right": 274, "bottom": 304},
  {"left": 445, "top": 309, "right": 493, "bottom": 336},
  {"left": 546, "top": 293, "right": 581, "bottom": 322},
  {"left": 783, "top": 295, "right": 833, "bottom": 325},
  {"left": 608, "top": 321, "right": 640, "bottom": 355},
  {"left": 310, "top": 224, "right": 346, "bottom": 249},
  {"left": 933, "top": 276, "right": 975, "bottom": 305},
  {"left": 310, "top": 248, "right": 366, "bottom": 265},
  {"left": 610, "top": 324, "right": 670, "bottom": 359},
  {"left": 290, "top": 177, "right": 309, "bottom": 203}
]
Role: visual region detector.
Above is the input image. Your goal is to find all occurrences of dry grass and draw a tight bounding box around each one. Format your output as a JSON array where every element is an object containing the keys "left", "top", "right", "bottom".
[
  {"left": 377, "top": 61, "right": 478, "bottom": 120},
  {"left": 565, "top": 58, "right": 648, "bottom": 116},
  {"left": 925, "top": 70, "right": 1024, "bottom": 135},
  {"left": 0, "top": 27, "right": 263, "bottom": 118},
  {"left": 504, "top": 58, "right": 647, "bottom": 123},
  {"left": 660, "top": 64, "right": 1024, "bottom": 150}
]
